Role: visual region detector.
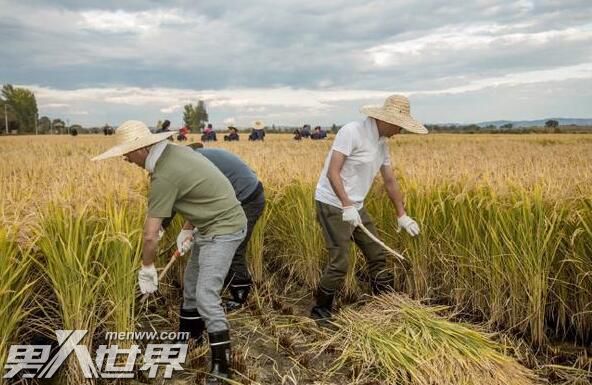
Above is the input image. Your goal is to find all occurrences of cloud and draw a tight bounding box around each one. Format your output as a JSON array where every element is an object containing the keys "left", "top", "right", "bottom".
[
  {"left": 366, "top": 23, "right": 592, "bottom": 67},
  {"left": 78, "top": 8, "right": 189, "bottom": 34},
  {"left": 1, "top": 0, "right": 591, "bottom": 124}
]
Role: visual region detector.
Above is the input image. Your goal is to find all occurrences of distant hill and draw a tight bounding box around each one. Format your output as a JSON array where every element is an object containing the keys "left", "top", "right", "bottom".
[{"left": 475, "top": 118, "right": 592, "bottom": 128}]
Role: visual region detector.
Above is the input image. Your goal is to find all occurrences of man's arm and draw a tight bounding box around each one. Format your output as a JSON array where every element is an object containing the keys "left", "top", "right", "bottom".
[
  {"left": 142, "top": 216, "right": 163, "bottom": 266},
  {"left": 327, "top": 151, "right": 353, "bottom": 207},
  {"left": 380, "top": 165, "right": 406, "bottom": 217}
]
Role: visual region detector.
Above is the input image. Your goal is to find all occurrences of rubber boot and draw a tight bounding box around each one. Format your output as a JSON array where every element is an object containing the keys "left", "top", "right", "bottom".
[
  {"left": 371, "top": 273, "right": 395, "bottom": 296},
  {"left": 206, "top": 330, "right": 232, "bottom": 385},
  {"left": 224, "top": 279, "right": 252, "bottom": 311},
  {"left": 179, "top": 307, "right": 205, "bottom": 344},
  {"left": 310, "top": 287, "right": 334, "bottom": 327}
]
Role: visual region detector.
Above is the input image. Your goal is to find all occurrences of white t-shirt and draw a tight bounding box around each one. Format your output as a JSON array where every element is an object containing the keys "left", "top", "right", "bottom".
[{"left": 315, "top": 117, "right": 390, "bottom": 210}]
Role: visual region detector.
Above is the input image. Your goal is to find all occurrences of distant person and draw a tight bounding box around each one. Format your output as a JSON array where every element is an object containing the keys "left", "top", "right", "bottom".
[
  {"left": 248, "top": 120, "right": 266, "bottom": 141},
  {"left": 158, "top": 120, "right": 171, "bottom": 133},
  {"left": 301, "top": 124, "right": 311, "bottom": 138},
  {"left": 178, "top": 125, "right": 190, "bottom": 141},
  {"left": 293, "top": 128, "right": 302, "bottom": 140},
  {"left": 224, "top": 126, "right": 240, "bottom": 141},
  {"left": 202, "top": 123, "right": 217, "bottom": 142},
  {"left": 311, "top": 126, "right": 327, "bottom": 140},
  {"left": 311, "top": 95, "right": 428, "bottom": 326},
  {"left": 70, "top": 128, "right": 78, "bottom": 136}
]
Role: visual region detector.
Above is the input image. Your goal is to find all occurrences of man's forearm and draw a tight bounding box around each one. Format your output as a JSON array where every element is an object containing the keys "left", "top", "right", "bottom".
[
  {"left": 328, "top": 171, "right": 353, "bottom": 207},
  {"left": 142, "top": 237, "right": 159, "bottom": 266},
  {"left": 385, "top": 182, "right": 406, "bottom": 217}
]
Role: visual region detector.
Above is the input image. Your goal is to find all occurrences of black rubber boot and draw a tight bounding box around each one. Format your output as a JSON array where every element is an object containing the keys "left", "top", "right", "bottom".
[
  {"left": 206, "top": 330, "right": 232, "bottom": 384},
  {"left": 371, "top": 273, "right": 395, "bottom": 295},
  {"left": 179, "top": 307, "right": 205, "bottom": 344},
  {"left": 225, "top": 279, "right": 252, "bottom": 311},
  {"left": 310, "top": 287, "right": 334, "bottom": 327}
]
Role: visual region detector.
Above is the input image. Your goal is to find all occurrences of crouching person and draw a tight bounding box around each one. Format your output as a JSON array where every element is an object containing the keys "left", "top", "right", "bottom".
[
  {"left": 162, "top": 142, "right": 265, "bottom": 310},
  {"left": 92, "top": 120, "right": 246, "bottom": 384},
  {"left": 312, "top": 95, "right": 427, "bottom": 325}
]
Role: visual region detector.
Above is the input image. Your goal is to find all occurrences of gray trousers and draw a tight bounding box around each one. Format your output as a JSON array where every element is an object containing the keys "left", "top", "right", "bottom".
[{"left": 183, "top": 227, "right": 246, "bottom": 332}]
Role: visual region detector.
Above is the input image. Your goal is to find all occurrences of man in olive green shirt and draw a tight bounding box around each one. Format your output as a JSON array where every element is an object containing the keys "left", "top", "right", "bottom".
[{"left": 93, "top": 120, "right": 245, "bottom": 384}]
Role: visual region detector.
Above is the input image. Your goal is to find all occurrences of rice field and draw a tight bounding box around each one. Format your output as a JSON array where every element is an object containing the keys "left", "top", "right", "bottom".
[{"left": 0, "top": 133, "right": 591, "bottom": 384}]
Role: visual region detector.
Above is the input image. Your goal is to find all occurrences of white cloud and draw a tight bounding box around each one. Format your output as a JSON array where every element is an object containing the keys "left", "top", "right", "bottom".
[
  {"left": 415, "top": 62, "right": 592, "bottom": 95},
  {"left": 40, "top": 103, "right": 70, "bottom": 108},
  {"left": 367, "top": 23, "right": 592, "bottom": 67},
  {"left": 78, "top": 8, "right": 189, "bottom": 33},
  {"left": 22, "top": 60, "right": 592, "bottom": 126},
  {"left": 160, "top": 104, "right": 182, "bottom": 113}
]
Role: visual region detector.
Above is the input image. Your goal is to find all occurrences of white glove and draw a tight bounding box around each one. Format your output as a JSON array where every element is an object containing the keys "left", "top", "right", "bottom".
[
  {"left": 398, "top": 215, "right": 420, "bottom": 237},
  {"left": 158, "top": 227, "right": 165, "bottom": 241},
  {"left": 342, "top": 206, "right": 362, "bottom": 227},
  {"left": 176, "top": 229, "right": 194, "bottom": 255},
  {"left": 138, "top": 263, "right": 158, "bottom": 294}
]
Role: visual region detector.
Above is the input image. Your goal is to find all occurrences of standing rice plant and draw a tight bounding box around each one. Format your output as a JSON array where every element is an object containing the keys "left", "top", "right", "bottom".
[
  {"left": 248, "top": 191, "right": 274, "bottom": 284},
  {"left": 34, "top": 204, "right": 108, "bottom": 384},
  {"left": 0, "top": 227, "right": 34, "bottom": 385},
  {"left": 565, "top": 197, "right": 592, "bottom": 343},
  {"left": 97, "top": 198, "right": 144, "bottom": 345},
  {"left": 266, "top": 181, "right": 327, "bottom": 290},
  {"left": 312, "top": 293, "right": 541, "bottom": 385},
  {"left": 489, "top": 188, "right": 566, "bottom": 346}
]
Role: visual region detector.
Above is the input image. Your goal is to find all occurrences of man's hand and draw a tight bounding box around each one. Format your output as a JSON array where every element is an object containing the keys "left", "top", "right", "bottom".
[
  {"left": 342, "top": 206, "right": 362, "bottom": 227},
  {"left": 138, "top": 263, "right": 158, "bottom": 294},
  {"left": 176, "top": 229, "right": 194, "bottom": 255},
  {"left": 398, "top": 215, "right": 420, "bottom": 237}
]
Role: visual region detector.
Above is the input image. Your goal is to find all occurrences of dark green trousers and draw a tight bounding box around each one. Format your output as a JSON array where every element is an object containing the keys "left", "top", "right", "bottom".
[{"left": 316, "top": 200, "right": 391, "bottom": 293}]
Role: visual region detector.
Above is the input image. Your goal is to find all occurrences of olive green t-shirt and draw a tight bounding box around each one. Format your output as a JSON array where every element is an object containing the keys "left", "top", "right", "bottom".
[{"left": 148, "top": 144, "right": 246, "bottom": 236}]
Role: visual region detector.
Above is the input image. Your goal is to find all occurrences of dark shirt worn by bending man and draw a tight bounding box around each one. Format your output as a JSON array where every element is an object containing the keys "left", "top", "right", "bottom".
[{"left": 164, "top": 146, "right": 265, "bottom": 310}]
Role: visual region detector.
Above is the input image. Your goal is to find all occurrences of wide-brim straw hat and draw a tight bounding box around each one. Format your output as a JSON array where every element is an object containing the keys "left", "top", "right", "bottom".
[
  {"left": 360, "top": 95, "right": 428, "bottom": 134},
  {"left": 252, "top": 120, "right": 265, "bottom": 130},
  {"left": 92, "top": 120, "right": 176, "bottom": 161}
]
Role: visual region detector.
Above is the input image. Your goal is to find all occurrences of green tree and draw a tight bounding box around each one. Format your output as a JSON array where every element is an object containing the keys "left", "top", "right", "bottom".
[
  {"left": 1, "top": 84, "right": 38, "bottom": 133},
  {"left": 196, "top": 100, "right": 208, "bottom": 131},
  {"left": 183, "top": 100, "right": 209, "bottom": 132},
  {"left": 545, "top": 119, "right": 559, "bottom": 128},
  {"left": 38, "top": 116, "right": 51, "bottom": 133},
  {"left": 183, "top": 104, "right": 197, "bottom": 132}
]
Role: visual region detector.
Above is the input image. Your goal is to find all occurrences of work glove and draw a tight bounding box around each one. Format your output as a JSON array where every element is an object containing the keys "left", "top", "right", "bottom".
[
  {"left": 342, "top": 206, "right": 363, "bottom": 227},
  {"left": 397, "top": 215, "right": 420, "bottom": 237},
  {"left": 138, "top": 263, "right": 158, "bottom": 294},
  {"left": 176, "top": 229, "right": 194, "bottom": 255}
]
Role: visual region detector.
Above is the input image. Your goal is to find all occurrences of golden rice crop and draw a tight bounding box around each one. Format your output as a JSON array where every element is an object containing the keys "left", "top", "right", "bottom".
[
  {"left": 0, "top": 133, "right": 590, "bottom": 383},
  {"left": 311, "top": 293, "right": 542, "bottom": 385}
]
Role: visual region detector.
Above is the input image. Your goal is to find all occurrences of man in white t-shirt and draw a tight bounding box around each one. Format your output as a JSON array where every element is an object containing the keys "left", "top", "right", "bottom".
[{"left": 312, "top": 94, "right": 428, "bottom": 323}]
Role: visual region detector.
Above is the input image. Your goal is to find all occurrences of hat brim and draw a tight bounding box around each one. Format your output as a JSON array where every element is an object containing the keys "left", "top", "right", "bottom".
[
  {"left": 360, "top": 106, "right": 428, "bottom": 134},
  {"left": 92, "top": 131, "right": 176, "bottom": 161}
]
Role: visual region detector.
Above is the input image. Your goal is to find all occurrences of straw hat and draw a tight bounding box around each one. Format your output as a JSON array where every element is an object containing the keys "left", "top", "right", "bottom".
[
  {"left": 92, "top": 120, "right": 176, "bottom": 161},
  {"left": 360, "top": 95, "right": 427, "bottom": 134},
  {"left": 252, "top": 120, "right": 265, "bottom": 130}
]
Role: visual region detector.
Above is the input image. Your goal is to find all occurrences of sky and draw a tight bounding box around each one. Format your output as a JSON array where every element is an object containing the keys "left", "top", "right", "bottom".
[{"left": 1, "top": 0, "right": 591, "bottom": 128}]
